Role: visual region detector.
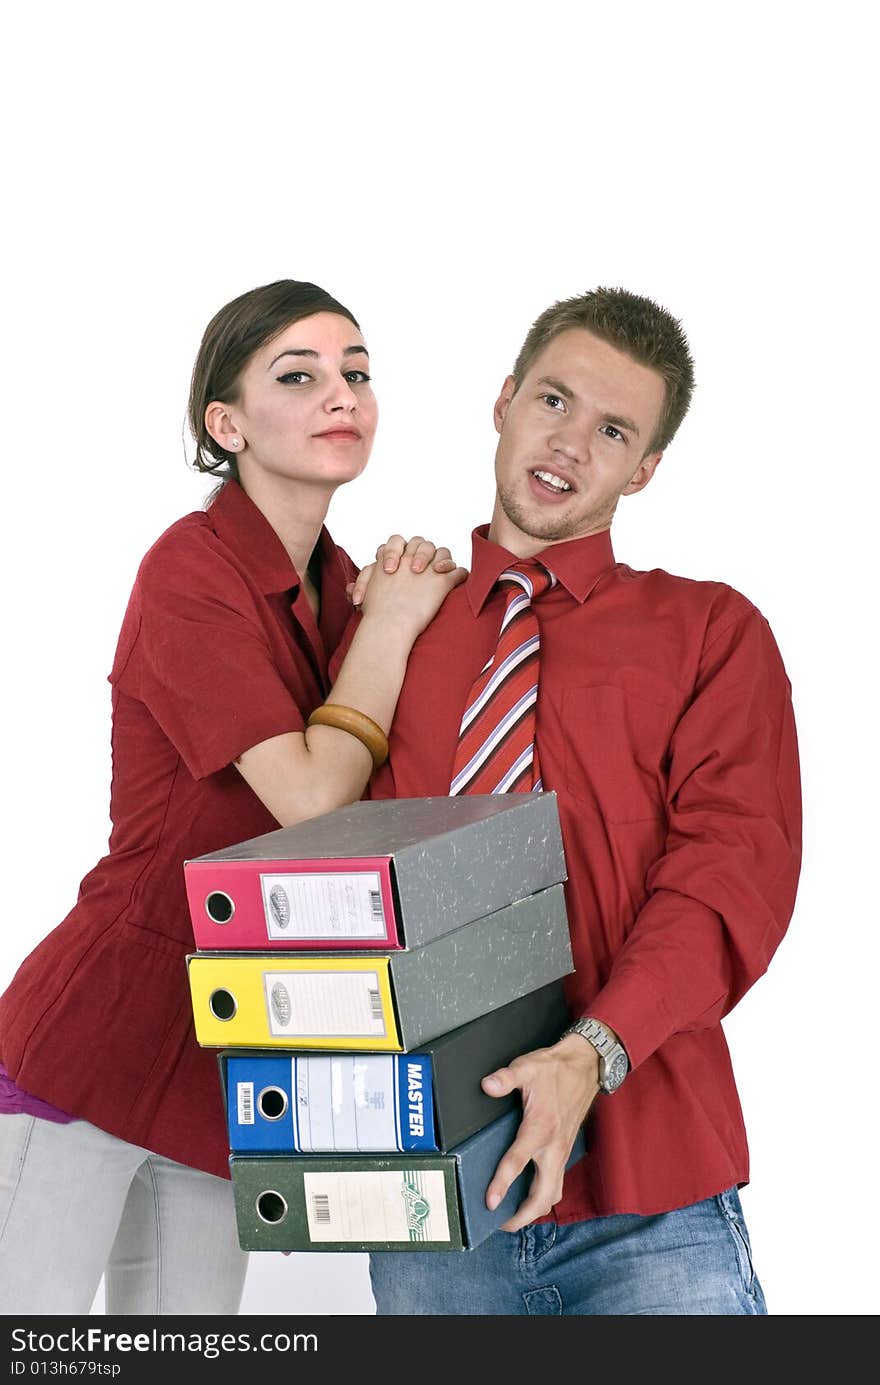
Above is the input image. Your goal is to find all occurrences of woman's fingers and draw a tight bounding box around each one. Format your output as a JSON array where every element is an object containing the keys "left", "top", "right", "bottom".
[
  {"left": 371, "top": 536, "right": 458, "bottom": 581},
  {"left": 430, "top": 546, "right": 457, "bottom": 572},
  {"left": 378, "top": 534, "right": 407, "bottom": 573},
  {"left": 349, "top": 562, "right": 376, "bottom": 608},
  {"left": 406, "top": 536, "right": 435, "bottom": 573}
]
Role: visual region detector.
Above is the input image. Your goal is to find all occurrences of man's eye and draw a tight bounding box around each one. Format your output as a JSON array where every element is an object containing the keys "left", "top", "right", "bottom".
[
  {"left": 277, "top": 371, "right": 311, "bottom": 385},
  {"left": 344, "top": 370, "right": 371, "bottom": 384},
  {"left": 541, "top": 394, "right": 565, "bottom": 410},
  {"left": 601, "top": 425, "right": 624, "bottom": 441}
]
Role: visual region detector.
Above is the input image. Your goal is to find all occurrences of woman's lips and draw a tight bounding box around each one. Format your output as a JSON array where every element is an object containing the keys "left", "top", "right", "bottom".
[{"left": 314, "top": 428, "right": 361, "bottom": 441}]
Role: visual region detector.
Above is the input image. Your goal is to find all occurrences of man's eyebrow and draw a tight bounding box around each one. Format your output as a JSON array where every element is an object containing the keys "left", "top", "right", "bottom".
[
  {"left": 268, "top": 344, "right": 369, "bottom": 369},
  {"left": 603, "top": 412, "right": 640, "bottom": 436},
  {"left": 536, "top": 376, "right": 574, "bottom": 400}
]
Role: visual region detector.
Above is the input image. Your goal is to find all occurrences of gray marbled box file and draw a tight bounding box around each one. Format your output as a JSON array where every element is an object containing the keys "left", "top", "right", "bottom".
[{"left": 186, "top": 792, "right": 567, "bottom": 950}]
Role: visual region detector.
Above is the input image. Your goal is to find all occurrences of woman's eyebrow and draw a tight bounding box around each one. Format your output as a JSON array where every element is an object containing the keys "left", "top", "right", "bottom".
[{"left": 268, "top": 345, "right": 368, "bottom": 369}]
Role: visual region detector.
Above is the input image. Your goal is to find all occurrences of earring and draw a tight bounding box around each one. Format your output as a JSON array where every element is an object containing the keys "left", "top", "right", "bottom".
[{"left": 229, "top": 438, "right": 239, "bottom": 449}]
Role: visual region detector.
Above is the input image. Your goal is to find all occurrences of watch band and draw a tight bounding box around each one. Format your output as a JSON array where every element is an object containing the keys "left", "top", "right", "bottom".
[{"left": 563, "top": 1016, "right": 629, "bottom": 1093}]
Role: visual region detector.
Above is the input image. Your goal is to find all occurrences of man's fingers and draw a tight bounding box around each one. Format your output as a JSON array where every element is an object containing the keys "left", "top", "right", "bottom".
[
  {"left": 481, "top": 1066, "right": 518, "bottom": 1098},
  {"left": 486, "top": 1132, "right": 568, "bottom": 1230},
  {"left": 484, "top": 1136, "right": 533, "bottom": 1212},
  {"left": 498, "top": 1195, "right": 549, "bottom": 1234},
  {"left": 497, "top": 1160, "right": 565, "bottom": 1233}
]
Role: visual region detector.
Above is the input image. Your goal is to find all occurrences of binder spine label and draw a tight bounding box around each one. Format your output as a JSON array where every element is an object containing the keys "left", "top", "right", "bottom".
[
  {"left": 259, "top": 870, "right": 387, "bottom": 941},
  {"left": 295, "top": 1054, "right": 396, "bottom": 1151},
  {"left": 262, "top": 970, "right": 387, "bottom": 1039},
  {"left": 302, "top": 1169, "right": 452, "bottom": 1244}
]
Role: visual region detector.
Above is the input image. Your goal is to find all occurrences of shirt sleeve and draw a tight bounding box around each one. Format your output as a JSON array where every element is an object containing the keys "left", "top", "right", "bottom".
[
  {"left": 109, "top": 536, "right": 306, "bottom": 781},
  {"left": 588, "top": 602, "right": 802, "bottom": 1069}
]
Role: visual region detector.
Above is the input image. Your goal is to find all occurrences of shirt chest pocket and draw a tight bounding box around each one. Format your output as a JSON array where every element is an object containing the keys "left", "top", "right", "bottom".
[{"left": 560, "top": 683, "right": 677, "bottom": 824}]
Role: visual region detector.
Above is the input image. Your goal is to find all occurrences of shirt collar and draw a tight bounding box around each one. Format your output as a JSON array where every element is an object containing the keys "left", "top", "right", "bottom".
[
  {"left": 207, "top": 479, "right": 336, "bottom": 596},
  {"left": 466, "top": 524, "right": 617, "bottom": 615}
]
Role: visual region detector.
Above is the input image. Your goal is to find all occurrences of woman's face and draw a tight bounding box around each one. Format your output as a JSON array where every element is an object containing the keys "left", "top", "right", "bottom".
[{"left": 219, "top": 311, "right": 378, "bottom": 493}]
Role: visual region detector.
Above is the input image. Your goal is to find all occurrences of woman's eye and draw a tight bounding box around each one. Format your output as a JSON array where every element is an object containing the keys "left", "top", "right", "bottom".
[
  {"left": 344, "top": 370, "right": 371, "bottom": 384},
  {"left": 277, "top": 371, "right": 311, "bottom": 385}
]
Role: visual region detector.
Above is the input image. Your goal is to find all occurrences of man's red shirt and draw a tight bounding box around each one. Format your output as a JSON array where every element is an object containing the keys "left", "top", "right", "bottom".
[{"left": 367, "top": 525, "right": 802, "bottom": 1220}]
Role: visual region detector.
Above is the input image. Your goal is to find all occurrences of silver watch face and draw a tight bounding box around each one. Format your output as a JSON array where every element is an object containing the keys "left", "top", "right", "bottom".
[{"left": 603, "top": 1052, "right": 628, "bottom": 1092}]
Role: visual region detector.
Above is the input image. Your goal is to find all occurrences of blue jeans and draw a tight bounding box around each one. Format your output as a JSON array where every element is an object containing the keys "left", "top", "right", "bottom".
[
  {"left": 370, "top": 1186, "right": 766, "bottom": 1315},
  {"left": 0, "top": 1113, "right": 249, "bottom": 1315}
]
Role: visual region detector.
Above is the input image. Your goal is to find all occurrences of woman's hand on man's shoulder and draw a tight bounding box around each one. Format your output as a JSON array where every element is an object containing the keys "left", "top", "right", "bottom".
[{"left": 346, "top": 534, "right": 466, "bottom": 609}]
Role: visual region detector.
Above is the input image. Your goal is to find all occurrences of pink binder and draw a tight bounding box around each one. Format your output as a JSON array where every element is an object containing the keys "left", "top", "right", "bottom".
[{"left": 185, "top": 855, "right": 401, "bottom": 951}]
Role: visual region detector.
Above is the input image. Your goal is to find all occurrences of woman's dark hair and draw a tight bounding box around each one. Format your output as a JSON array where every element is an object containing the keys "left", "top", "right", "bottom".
[{"left": 187, "top": 279, "right": 360, "bottom": 484}]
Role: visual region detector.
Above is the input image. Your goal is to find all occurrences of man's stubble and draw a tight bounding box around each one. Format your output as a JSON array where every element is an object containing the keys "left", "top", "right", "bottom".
[{"left": 494, "top": 482, "right": 618, "bottom": 547}]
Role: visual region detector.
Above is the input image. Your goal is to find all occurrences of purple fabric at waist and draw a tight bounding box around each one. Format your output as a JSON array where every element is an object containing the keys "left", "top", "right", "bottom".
[{"left": 0, "top": 1063, "right": 75, "bottom": 1124}]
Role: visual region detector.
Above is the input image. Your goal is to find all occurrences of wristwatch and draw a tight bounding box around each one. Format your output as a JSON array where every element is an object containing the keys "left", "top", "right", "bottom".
[{"left": 563, "top": 1017, "right": 629, "bottom": 1094}]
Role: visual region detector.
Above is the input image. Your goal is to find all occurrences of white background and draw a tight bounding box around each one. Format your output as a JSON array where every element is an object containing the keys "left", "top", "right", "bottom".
[{"left": 1, "top": 1, "right": 876, "bottom": 1317}]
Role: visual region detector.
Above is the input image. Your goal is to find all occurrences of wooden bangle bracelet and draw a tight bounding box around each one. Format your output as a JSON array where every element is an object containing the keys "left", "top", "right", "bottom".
[{"left": 306, "top": 704, "right": 390, "bottom": 770}]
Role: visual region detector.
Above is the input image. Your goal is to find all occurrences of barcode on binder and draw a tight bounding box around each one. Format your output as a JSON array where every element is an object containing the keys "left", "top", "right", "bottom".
[
  {"left": 369, "top": 989, "right": 382, "bottom": 1019},
  {"left": 237, "top": 1082, "right": 255, "bottom": 1126},
  {"left": 311, "top": 1193, "right": 331, "bottom": 1224},
  {"left": 369, "top": 889, "right": 383, "bottom": 920}
]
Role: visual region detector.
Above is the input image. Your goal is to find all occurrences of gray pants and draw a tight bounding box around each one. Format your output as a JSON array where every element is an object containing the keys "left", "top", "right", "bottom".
[{"left": 0, "top": 1114, "right": 248, "bottom": 1315}]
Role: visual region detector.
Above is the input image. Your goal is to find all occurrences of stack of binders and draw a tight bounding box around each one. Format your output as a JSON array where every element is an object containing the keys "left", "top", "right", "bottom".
[{"left": 184, "top": 793, "right": 584, "bottom": 1252}]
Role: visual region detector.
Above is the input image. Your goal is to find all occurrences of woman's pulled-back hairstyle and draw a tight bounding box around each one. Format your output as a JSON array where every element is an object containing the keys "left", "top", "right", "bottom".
[{"left": 188, "top": 279, "right": 360, "bottom": 484}]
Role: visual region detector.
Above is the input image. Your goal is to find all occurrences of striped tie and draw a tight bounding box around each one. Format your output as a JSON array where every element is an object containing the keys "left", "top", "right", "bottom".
[{"left": 450, "top": 560, "right": 557, "bottom": 795}]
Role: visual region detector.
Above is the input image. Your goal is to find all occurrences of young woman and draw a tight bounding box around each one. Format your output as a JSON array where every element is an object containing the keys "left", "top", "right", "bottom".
[{"left": 0, "top": 279, "right": 465, "bottom": 1315}]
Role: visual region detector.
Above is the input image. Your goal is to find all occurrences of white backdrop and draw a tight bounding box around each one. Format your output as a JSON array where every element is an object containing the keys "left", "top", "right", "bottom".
[{"left": 2, "top": 0, "right": 876, "bottom": 1317}]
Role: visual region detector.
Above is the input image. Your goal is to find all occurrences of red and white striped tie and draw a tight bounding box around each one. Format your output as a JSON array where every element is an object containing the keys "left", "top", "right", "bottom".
[{"left": 450, "top": 559, "right": 556, "bottom": 795}]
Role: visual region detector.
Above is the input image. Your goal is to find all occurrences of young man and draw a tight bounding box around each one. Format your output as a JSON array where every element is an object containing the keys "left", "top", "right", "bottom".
[{"left": 359, "top": 287, "right": 802, "bottom": 1315}]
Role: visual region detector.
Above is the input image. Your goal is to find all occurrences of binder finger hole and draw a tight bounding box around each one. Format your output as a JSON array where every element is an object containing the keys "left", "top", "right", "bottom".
[
  {"left": 209, "top": 988, "right": 237, "bottom": 1021},
  {"left": 256, "top": 1190, "right": 288, "bottom": 1224},
  {"left": 205, "top": 891, "right": 235, "bottom": 923},
  {"left": 257, "top": 1086, "right": 288, "bottom": 1121}
]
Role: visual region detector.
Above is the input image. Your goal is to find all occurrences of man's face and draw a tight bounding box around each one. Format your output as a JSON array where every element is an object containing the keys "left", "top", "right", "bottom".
[{"left": 489, "top": 328, "right": 667, "bottom": 554}]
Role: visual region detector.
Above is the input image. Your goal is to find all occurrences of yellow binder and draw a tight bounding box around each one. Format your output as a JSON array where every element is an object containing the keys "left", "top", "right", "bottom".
[{"left": 187, "top": 953, "right": 401, "bottom": 1050}]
